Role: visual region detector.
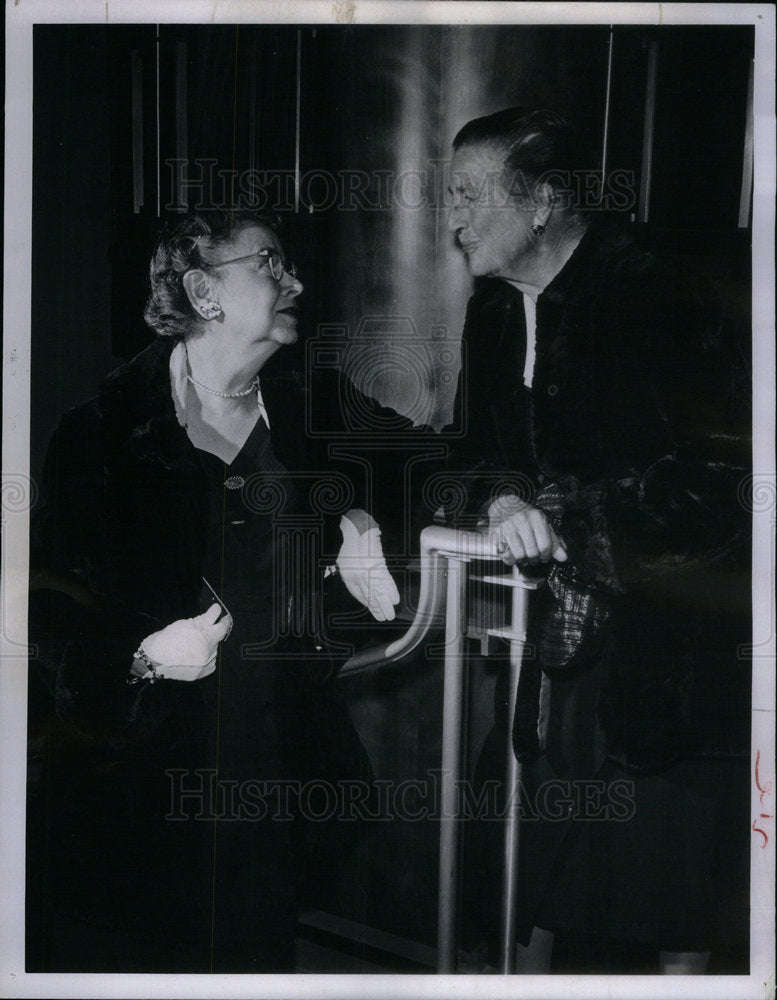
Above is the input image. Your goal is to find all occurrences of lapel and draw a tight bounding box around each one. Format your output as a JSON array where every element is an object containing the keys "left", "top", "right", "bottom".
[
  {"left": 93, "top": 338, "right": 210, "bottom": 619},
  {"left": 256, "top": 364, "right": 308, "bottom": 469},
  {"left": 95, "top": 337, "right": 197, "bottom": 474}
]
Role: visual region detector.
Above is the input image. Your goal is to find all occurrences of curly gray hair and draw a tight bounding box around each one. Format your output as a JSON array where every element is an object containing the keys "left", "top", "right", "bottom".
[{"left": 143, "top": 210, "right": 282, "bottom": 338}]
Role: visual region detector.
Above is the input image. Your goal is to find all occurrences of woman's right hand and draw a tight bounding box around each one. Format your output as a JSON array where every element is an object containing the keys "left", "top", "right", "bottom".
[
  {"left": 336, "top": 514, "right": 400, "bottom": 621},
  {"left": 135, "top": 604, "right": 233, "bottom": 681}
]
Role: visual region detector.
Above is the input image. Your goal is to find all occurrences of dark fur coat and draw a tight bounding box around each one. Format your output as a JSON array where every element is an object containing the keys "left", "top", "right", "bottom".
[
  {"left": 29, "top": 336, "right": 416, "bottom": 728},
  {"left": 31, "top": 340, "right": 326, "bottom": 725},
  {"left": 449, "top": 220, "right": 751, "bottom": 772},
  {"left": 27, "top": 337, "right": 393, "bottom": 967}
]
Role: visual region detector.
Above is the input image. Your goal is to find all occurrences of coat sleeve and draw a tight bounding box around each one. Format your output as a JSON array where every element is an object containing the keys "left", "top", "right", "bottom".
[
  {"left": 309, "top": 367, "right": 439, "bottom": 559},
  {"left": 29, "top": 405, "right": 164, "bottom": 732}
]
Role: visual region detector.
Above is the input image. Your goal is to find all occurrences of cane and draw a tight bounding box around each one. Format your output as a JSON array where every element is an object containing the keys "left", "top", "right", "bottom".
[{"left": 339, "top": 525, "right": 541, "bottom": 973}]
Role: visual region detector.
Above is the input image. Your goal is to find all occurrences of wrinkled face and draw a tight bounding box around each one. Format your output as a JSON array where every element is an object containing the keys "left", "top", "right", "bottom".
[
  {"left": 447, "top": 143, "right": 535, "bottom": 281},
  {"left": 209, "top": 223, "right": 302, "bottom": 347}
]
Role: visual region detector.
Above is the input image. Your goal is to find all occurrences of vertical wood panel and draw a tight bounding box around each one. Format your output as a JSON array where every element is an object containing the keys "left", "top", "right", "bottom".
[
  {"left": 638, "top": 39, "right": 658, "bottom": 224},
  {"left": 175, "top": 40, "right": 188, "bottom": 210},
  {"left": 31, "top": 26, "right": 114, "bottom": 479},
  {"left": 738, "top": 56, "right": 754, "bottom": 229},
  {"left": 131, "top": 50, "right": 144, "bottom": 213}
]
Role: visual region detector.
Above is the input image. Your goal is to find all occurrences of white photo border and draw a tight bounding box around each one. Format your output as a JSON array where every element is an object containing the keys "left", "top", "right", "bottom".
[{"left": 3, "top": 3, "right": 775, "bottom": 998}]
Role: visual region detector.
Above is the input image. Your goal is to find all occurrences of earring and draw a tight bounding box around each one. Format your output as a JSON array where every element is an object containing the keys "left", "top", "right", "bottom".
[
  {"left": 531, "top": 224, "right": 546, "bottom": 237},
  {"left": 200, "top": 301, "right": 222, "bottom": 319}
]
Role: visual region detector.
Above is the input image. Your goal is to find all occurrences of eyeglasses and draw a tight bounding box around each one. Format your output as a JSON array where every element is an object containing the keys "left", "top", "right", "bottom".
[{"left": 204, "top": 247, "right": 297, "bottom": 281}]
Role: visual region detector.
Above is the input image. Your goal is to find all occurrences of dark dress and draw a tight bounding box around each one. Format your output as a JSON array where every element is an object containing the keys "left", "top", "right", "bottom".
[
  {"left": 26, "top": 339, "right": 370, "bottom": 972},
  {"left": 183, "top": 416, "right": 302, "bottom": 972}
]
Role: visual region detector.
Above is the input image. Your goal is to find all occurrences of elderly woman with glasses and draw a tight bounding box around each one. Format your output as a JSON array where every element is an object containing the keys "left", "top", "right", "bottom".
[{"left": 28, "top": 210, "right": 399, "bottom": 972}]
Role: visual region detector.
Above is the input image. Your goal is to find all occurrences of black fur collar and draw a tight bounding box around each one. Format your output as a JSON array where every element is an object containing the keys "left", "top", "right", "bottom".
[{"left": 95, "top": 337, "right": 189, "bottom": 470}]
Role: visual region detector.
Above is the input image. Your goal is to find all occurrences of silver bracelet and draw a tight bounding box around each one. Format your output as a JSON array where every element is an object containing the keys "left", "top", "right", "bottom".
[{"left": 127, "top": 645, "right": 162, "bottom": 685}]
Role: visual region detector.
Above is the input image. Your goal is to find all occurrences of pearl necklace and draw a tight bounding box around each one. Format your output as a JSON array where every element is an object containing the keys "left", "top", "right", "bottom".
[{"left": 186, "top": 373, "right": 258, "bottom": 398}]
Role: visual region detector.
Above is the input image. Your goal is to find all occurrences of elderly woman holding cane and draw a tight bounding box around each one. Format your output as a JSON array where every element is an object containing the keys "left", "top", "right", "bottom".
[
  {"left": 28, "top": 209, "right": 398, "bottom": 972},
  {"left": 445, "top": 108, "right": 751, "bottom": 974}
]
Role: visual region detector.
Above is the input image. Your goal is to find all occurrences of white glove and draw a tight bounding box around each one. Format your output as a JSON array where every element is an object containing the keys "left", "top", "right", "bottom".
[
  {"left": 336, "top": 515, "right": 400, "bottom": 622},
  {"left": 136, "top": 603, "right": 233, "bottom": 681}
]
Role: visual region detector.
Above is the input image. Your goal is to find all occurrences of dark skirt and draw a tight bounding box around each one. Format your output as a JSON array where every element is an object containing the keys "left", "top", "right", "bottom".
[
  {"left": 463, "top": 644, "right": 750, "bottom": 963},
  {"left": 519, "top": 754, "right": 750, "bottom": 954}
]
